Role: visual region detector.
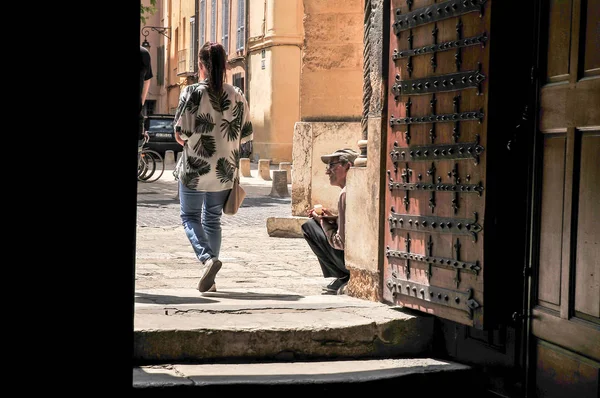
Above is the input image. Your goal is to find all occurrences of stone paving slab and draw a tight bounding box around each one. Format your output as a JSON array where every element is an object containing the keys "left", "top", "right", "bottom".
[{"left": 133, "top": 358, "right": 473, "bottom": 389}]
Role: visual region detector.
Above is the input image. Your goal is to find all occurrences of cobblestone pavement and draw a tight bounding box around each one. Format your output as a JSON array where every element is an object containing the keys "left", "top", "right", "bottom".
[
  {"left": 135, "top": 168, "right": 327, "bottom": 296},
  {"left": 136, "top": 171, "right": 293, "bottom": 228}
]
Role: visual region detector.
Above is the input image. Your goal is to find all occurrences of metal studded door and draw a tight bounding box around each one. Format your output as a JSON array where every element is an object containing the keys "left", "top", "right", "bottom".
[{"left": 383, "top": 0, "right": 531, "bottom": 331}]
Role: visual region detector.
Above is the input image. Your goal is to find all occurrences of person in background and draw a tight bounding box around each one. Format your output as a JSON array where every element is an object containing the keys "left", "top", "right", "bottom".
[
  {"left": 173, "top": 42, "right": 254, "bottom": 293},
  {"left": 302, "top": 148, "right": 359, "bottom": 294},
  {"left": 140, "top": 45, "right": 153, "bottom": 159}
]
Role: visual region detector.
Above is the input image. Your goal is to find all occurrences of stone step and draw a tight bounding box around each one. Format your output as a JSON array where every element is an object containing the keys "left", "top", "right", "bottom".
[
  {"left": 133, "top": 357, "right": 482, "bottom": 394},
  {"left": 134, "top": 289, "right": 435, "bottom": 364}
]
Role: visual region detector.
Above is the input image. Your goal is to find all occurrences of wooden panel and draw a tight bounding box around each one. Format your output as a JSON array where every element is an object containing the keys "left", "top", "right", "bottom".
[
  {"left": 540, "top": 84, "right": 567, "bottom": 131},
  {"left": 537, "top": 135, "right": 566, "bottom": 308},
  {"left": 535, "top": 340, "right": 600, "bottom": 398},
  {"left": 583, "top": 0, "right": 600, "bottom": 74},
  {"left": 532, "top": 309, "right": 600, "bottom": 361},
  {"left": 567, "top": 78, "right": 600, "bottom": 127},
  {"left": 546, "top": 0, "right": 573, "bottom": 80},
  {"left": 574, "top": 132, "right": 600, "bottom": 318}
]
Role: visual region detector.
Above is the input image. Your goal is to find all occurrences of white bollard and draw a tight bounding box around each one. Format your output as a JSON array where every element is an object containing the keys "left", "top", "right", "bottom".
[{"left": 164, "top": 150, "right": 176, "bottom": 168}]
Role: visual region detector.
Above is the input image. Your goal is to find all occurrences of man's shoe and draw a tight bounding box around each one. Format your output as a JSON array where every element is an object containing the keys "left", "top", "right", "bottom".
[
  {"left": 322, "top": 276, "right": 349, "bottom": 293},
  {"left": 198, "top": 258, "right": 222, "bottom": 292}
]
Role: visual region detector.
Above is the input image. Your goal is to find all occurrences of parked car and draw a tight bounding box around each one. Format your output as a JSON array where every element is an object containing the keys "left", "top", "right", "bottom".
[{"left": 143, "top": 114, "right": 180, "bottom": 158}]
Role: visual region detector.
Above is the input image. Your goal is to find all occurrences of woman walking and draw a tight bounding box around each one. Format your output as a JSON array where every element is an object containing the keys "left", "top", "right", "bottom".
[{"left": 173, "top": 42, "right": 253, "bottom": 292}]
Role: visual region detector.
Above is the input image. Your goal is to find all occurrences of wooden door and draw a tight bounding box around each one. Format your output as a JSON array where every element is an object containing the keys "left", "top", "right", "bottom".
[
  {"left": 528, "top": 1, "right": 600, "bottom": 397},
  {"left": 383, "top": 0, "right": 532, "bottom": 326},
  {"left": 384, "top": 0, "right": 490, "bottom": 329},
  {"left": 382, "top": 0, "right": 536, "bottom": 395}
]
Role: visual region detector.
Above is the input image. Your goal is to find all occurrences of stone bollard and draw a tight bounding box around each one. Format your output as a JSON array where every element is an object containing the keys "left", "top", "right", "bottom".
[
  {"left": 164, "top": 150, "right": 176, "bottom": 168},
  {"left": 279, "top": 162, "right": 292, "bottom": 184},
  {"left": 258, "top": 159, "right": 272, "bottom": 180},
  {"left": 239, "top": 158, "right": 251, "bottom": 177},
  {"left": 269, "top": 170, "right": 290, "bottom": 197}
]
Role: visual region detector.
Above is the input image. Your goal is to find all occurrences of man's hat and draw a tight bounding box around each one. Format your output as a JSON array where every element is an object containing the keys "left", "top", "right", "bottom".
[{"left": 320, "top": 148, "right": 359, "bottom": 165}]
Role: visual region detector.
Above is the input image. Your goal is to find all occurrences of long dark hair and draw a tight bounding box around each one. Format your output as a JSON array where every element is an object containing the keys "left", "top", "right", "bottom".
[{"left": 198, "top": 42, "right": 226, "bottom": 92}]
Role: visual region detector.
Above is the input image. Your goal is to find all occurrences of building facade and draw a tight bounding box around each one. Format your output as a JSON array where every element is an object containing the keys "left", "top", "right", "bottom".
[{"left": 141, "top": 0, "right": 364, "bottom": 165}]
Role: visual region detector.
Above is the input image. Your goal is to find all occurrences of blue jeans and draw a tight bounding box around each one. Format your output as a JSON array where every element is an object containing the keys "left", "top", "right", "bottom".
[{"left": 179, "top": 183, "right": 231, "bottom": 264}]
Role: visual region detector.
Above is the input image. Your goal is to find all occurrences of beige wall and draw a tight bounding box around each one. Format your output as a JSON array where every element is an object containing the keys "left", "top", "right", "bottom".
[
  {"left": 290, "top": 0, "right": 364, "bottom": 215},
  {"left": 291, "top": 121, "right": 362, "bottom": 216},
  {"left": 300, "top": 0, "right": 364, "bottom": 120},
  {"left": 164, "top": 0, "right": 197, "bottom": 114},
  {"left": 247, "top": 0, "right": 302, "bottom": 163},
  {"left": 141, "top": 0, "right": 170, "bottom": 114},
  {"left": 345, "top": 118, "right": 383, "bottom": 300}
]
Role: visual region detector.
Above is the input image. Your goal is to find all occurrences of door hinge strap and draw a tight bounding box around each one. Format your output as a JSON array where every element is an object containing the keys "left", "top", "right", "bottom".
[
  {"left": 392, "top": 66, "right": 486, "bottom": 97},
  {"left": 390, "top": 134, "right": 485, "bottom": 165},
  {"left": 393, "top": 0, "right": 487, "bottom": 35},
  {"left": 393, "top": 33, "right": 488, "bottom": 60},
  {"left": 390, "top": 109, "right": 484, "bottom": 126},
  {"left": 388, "top": 211, "right": 482, "bottom": 242},
  {"left": 387, "top": 180, "right": 484, "bottom": 196},
  {"left": 386, "top": 248, "right": 480, "bottom": 274},
  {"left": 386, "top": 276, "right": 481, "bottom": 319}
]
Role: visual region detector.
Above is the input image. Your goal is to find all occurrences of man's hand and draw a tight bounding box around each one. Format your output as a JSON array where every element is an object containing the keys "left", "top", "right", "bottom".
[{"left": 307, "top": 208, "right": 336, "bottom": 224}]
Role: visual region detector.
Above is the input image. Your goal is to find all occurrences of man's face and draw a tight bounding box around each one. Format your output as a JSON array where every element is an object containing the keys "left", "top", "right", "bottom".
[{"left": 325, "top": 157, "right": 347, "bottom": 188}]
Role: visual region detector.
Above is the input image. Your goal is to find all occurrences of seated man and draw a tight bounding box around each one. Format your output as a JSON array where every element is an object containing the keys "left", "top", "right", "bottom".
[{"left": 302, "top": 148, "right": 359, "bottom": 294}]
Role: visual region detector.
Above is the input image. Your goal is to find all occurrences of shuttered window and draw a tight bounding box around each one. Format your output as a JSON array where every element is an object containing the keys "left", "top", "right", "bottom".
[
  {"left": 157, "top": 45, "right": 164, "bottom": 86},
  {"left": 200, "top": 0, "right": 206, "bottom": 45},
  {"left": 236, "top": 0, "right": 245, "bottom": 52},
  {"left": 221, "top": 0, "right": 229, "bottom": 54},
  {"left": 211, "top": 0, "right": 216, "bottom": 42},
  {"left": 189, "top": 16, "right": 197, "bottom": 72}
]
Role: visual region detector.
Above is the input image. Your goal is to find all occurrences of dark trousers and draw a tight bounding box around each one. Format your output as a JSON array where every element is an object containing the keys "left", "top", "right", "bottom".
[{"left": 302, "top": 218, "right": 349, "bottom": 279}]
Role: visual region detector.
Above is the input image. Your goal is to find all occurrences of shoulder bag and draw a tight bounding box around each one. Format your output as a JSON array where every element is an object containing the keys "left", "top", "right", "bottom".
[{"left": 223, "top": 175, "right": 246, "bottom": 215}]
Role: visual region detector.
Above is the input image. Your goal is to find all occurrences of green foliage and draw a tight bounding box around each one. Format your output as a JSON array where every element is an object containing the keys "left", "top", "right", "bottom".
[{"left": 140, "top": 0, "right": 157, "bottom": 24}]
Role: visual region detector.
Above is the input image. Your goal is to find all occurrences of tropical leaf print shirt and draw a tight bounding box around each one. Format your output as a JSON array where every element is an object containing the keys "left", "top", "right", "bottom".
[{"left": 174, "top": 79, "right": 253, "bottom": 192}]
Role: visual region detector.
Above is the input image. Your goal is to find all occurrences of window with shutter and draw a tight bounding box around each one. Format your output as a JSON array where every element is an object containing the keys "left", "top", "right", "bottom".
[
  {"left": 189, "top": 16, "right": 196, "bottom": 72},
  {"left": 157, "top": 45, "right": 164, "bottom": 86},
  {"left": 200, "top": 0, "right": 206, "bottom": 45},
  {"left": 236, "top": 0, "right": 245, "bottom": 52},
  {"left": 211, "top": 0, "right": 216, "bottom": 42},
  {"left": 222, "top": 0, "right": 229, "bottom": 54}
]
